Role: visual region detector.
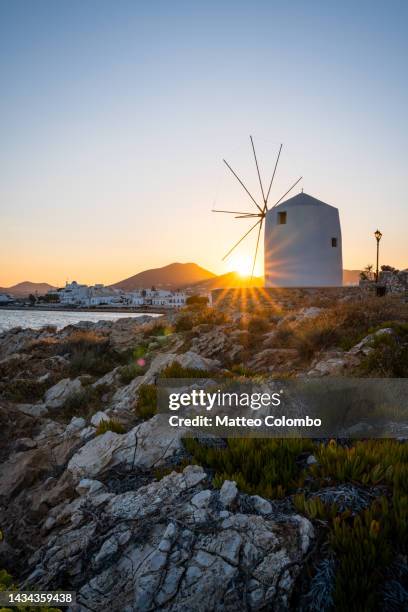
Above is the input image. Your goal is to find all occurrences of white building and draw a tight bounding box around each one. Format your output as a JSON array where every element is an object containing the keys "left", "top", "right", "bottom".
[
  {"left": 145, "top": 289, "right": 187, "bottom": 308},
  {"left": 52, "top": 282, "right": 186, "bottom": 308},
  {"left": 59, "top": 281, "right": 90, "bottom": 305},
  {"left": 0, "top": 293, "right": 13, "bottom": 303},
  {"left": 264, "top": 192, "right": 343, "bottom": 287}
]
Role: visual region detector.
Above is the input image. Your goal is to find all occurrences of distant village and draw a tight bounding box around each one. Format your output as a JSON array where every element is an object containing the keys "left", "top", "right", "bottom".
[{"left": 0, "top": 281, "right": 189, "bottom": 309}]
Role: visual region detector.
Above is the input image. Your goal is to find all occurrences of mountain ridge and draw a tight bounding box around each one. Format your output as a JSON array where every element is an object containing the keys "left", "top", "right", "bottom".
[{"left": 1, "top": 265, "right": 367, "bottom": 295}]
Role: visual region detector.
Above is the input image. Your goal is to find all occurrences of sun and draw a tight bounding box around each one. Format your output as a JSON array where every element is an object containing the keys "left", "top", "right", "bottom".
[{"left": 229, "top": 254, "right": 252, "bottom": 278}]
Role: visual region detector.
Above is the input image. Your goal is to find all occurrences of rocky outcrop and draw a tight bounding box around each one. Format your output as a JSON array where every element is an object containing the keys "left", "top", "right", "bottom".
[
  {"left": 67, "top": 415, "right": 185, "bottom": 480},
  {"left": 191, "top": 326, "right": 242, "bottom": 362},
  {"left": 0, "top": 327, "right": 56, "bottom": 360},
  {"left": 307, "top": 328, "right": 394, "bottom": 376},
  {"left": 27, "top": 466, "right": 314, "bottom": 611},
  {"left": 248, "top": 348, "right": 299, "bottom": 374}
]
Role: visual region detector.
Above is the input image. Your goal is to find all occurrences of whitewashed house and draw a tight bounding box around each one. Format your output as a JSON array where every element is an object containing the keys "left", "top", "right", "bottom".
[
  {"left": 148, "top": 289, "right": 187, "bottom": 308},
  {"left": 59, "top": 281, "right": 90, "bottom": 305},
  {"left": 0, "top": 293, "right": 13, "bottom": 303}
]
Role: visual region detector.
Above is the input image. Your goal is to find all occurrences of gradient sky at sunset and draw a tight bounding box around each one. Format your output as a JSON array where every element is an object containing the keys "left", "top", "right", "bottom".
[{"left": 1, "top": 1, "right": 407, "bottom": 287}]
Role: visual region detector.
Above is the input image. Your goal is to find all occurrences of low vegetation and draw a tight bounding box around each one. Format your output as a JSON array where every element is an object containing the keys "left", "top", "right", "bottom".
[
  {"left": 185, "top": 436, "right": 408, "bottom": 610},
  {"left": 0, "top": 566, "right": 60, "bottom": 612},
  {"left": 135, "top": 384, "right": 157, "bottom": 419},
  {"left": 2, "top": 378, "right": 49, "bottom": 402},
  {"left": 95, "top": 418, "right": 126, "bottom": 435},
  {"left": 359, "top": 322, "right": 408, "bottom": 377}
]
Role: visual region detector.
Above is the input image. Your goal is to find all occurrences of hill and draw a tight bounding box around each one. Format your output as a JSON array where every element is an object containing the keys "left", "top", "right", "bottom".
[
  {"left": 110, "top": 262, "right": 216, "bottom": 291},
  {"left": 0, "top": 281, "right": 56, "bottom": 297},
  {"left": 191, "top": 272, "right": 263, "bottom": 292}
]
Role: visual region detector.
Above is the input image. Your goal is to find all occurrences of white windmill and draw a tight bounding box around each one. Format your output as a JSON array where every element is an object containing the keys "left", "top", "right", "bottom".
[{"left": 213, "top": 137, "right": 343, "bottom": 287}]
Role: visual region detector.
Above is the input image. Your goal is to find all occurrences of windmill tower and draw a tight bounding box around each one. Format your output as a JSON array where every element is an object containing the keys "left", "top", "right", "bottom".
[{"left": 213, "top": 137, "right": 343, "bottom": 287}]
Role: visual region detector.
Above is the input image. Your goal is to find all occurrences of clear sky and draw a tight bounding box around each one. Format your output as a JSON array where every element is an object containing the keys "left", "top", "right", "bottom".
[{"left": 1, "top": 0, "right": 407, "bottom": 286}]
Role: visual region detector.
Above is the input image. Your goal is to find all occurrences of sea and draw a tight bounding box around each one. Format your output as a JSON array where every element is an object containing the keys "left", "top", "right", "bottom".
[{"left": 0, "top": 309, "right": 160, "bottom": 333}]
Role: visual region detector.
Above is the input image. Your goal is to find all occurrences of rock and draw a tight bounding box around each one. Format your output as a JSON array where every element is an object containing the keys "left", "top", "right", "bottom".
[
  {"left": 14, "top": 437, "right": 37, "bottom": 452},
  {"left": 191, "top": 489, "right": 212, "bottom": 508},
  {"left": 0, "top": 327, "right": 54, "bottom": 360},
  {"left": 219, "top": 480, "right": 238, "bottom": 508},
  {"left": 307, "top": 351, "right": 352, "bottom": 377},
  {"left": 111, "top": 376, "right": 144, "bottom": 412},
  {"left": 141, "top": 351, "right": 220, "bottom": 386},
  {"left": 296, "top": 307, "right": 323, "bottom": 321},
  {"left": 306, "top": 454, "right": 318, "bottom": 465},
  {"left": 92, "top": 367, "right": 121, "bottom": 389},
  {"left": 65, "top": 417, "right": 86, "bottom": 435},
  {"left": 0, "top": 448, "right": 51, "bottom": 498},
  {"left": 44, "top": 378, "right": 82, "bottom": 408},
  {"left": 251, "top": 495, "right": 273, "bottom": 515},
  {"left": 16, "top": 403, "right": 48, "bottom": 417},
  {"left": 348, "top": 328, "right": 394, "bottom": 356},
  {"left": 37, "top": 372, "right": 51, "bottom": 383},
  {"left": 248, "top": 348, "right": 299, "bottom": 373},
  {"left": 67, "top": 415, "right": 185, "bottom": 480},
  {"left": 27, "top": 466, "right": 314, "bottom": 611},
  {"left": 90, "top": 411, "right": 109, "bottom": 427},
  {"left": 191, "top": 327, "right": 241, "bottom": 361},
  {"left": 67, "top": 431, "right": 126, "bottom": 480},
  {"left": 175, "top": 350, "right": 220, "bottom": 371},
  {"left": 76, "top": 479, "right": 105, "bottom": 496}
]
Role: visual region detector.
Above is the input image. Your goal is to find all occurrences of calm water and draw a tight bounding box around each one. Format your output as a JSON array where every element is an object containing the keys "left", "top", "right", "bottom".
[{"left": 0, "top": 309, "right": 159, "bottom": 333}]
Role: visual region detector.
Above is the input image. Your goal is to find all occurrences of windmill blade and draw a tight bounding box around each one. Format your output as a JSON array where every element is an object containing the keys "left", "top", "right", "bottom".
[
  {"left": 222, "top": 218, "right": 262, "bottom": 261},
  {"left": 235, "top": 213, "right": 262, "bottom": 219},
  {"left": 251, "top": 217, "right": 264, "bottom": 279},
  {"left": 265, "top": 143, "right": 283, "bottom": 207},
  {"left": 250, "top": 135, "right": 266, "bottom": 205},
  {"left": 223, "top": 159, "right": 264, "bottom": 214},
  {"left": 271, "top": 176, "right": 303, "bottom": 209},
  {"left": 212, "top": 209, "right": 257, "bottom": 215}
]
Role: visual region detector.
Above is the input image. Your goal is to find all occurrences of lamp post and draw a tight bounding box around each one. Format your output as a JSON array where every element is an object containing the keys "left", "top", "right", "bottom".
[{"left": 374, "top": 229, "right": 382, "bottom": 283}]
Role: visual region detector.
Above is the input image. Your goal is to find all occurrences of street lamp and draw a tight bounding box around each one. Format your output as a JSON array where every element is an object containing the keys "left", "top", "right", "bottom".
[{"left": 374, "top": 229, "right": 382, "bottom": 282}]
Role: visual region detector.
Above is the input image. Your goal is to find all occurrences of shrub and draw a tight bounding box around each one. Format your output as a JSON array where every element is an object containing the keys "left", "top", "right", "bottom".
[
  {"left": 330, "top": 498, "right": 393, "bottom": 610},
  {"left": 136, "top": 384, "right": 157, "bottom": 419},
  {"left": 119, "top": 363, "right": 145, "bottom": 385},
  {"left": 175, "top": 314, "right": 194, "bottom": 332},
  {"left": 3, "top": 378, "right": 48, "bottom": 402},
  {"left": 186, "top": 295, "right": 208, "bottom": 306},
  {"left": 95, "top": 419, "right": 125, "bottom": 435},
  {"left": 359, "top": 323, "right": 408, "bottom": 377},
  {"left": 247, "top": 316, "right": 270, "bottom": 335}
]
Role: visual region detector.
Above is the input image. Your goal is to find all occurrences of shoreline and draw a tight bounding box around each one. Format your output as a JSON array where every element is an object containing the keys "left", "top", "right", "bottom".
[{"left": 0, "top": 305, "right": 169, "bottom": 315}]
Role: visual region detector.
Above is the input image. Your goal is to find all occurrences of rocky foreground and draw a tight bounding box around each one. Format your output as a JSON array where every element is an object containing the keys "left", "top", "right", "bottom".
[{"left": 0, "top": 295, "right": 407, "bottom": 610}]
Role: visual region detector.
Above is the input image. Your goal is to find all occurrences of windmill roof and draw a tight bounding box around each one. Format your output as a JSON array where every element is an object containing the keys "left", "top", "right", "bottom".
[{"left": 274, "top": 192, "right": 337, "bottom": 211}]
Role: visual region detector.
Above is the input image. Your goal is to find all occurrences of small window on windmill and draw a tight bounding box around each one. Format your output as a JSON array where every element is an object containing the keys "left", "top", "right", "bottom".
[
  {"left": 331, "top": 237, "right": 338, "bottom": 247},
  {"left": 278, "top": 211, "right": 287, "bottom": 225}
]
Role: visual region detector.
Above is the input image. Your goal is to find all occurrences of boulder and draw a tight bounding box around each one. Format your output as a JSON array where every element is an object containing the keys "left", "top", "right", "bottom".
[{"left": 44, "top": 378, "right": 82, "bottom": 409}]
